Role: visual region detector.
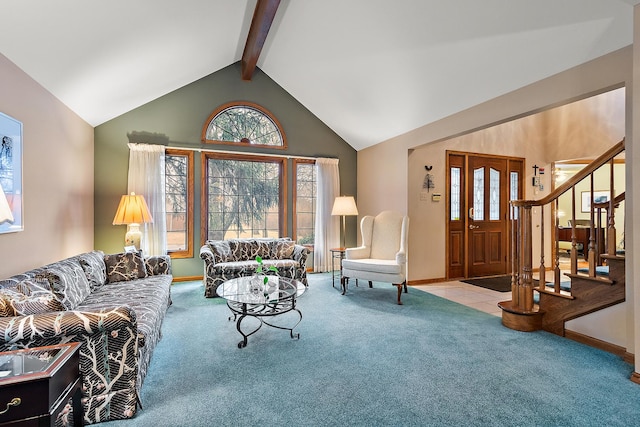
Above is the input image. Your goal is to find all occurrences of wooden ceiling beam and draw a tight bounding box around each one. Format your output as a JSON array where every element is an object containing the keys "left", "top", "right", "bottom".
[{"left": 241, "top": 0, "right": 281, "bottom": 81}]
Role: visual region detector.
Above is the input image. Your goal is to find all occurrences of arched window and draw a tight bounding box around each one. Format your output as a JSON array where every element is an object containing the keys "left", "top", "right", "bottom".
[{"left": 201, "top": 102, "right": 286, "bottom": 149}]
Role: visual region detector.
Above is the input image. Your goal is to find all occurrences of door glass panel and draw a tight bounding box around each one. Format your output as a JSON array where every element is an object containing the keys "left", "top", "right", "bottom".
[
  {"left": 450, "top": 167, "right": 460, "bottom": 220},
  {"left": 489, "top": 168, "right": 500, "bottom": 220},
  {"left": 510, "top": 171, "right": 519, "bottom": 220},
  {"left": 473, "top": 167, "right": 484, "bottom": 220}
]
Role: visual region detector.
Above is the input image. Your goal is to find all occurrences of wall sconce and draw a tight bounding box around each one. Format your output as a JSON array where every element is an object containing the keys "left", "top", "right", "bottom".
[{"left": 423, "top": 165, "right": 435, "bottom": 192}]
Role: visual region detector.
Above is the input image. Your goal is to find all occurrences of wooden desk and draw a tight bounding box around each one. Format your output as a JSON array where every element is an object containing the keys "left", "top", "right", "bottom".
[
  {"left": 0, "top": 343, "right": 82, "bottom": 427},
  {"left": 558, "top": 226, "right": 605, "bottom": 261}
]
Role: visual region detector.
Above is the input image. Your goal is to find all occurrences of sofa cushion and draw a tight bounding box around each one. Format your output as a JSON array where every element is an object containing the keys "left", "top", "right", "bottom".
[
  {"left": 15, "top": 277, "right": 55, "bottom": 298},
  {"left": 10, "top": 293, "right": 66, "bottom": 316},
  {"left": 78, "top": 250, "right": 107, "bottom": 290},
  {"left": 0, "top": 283, "right": 66, "bottom": 317},
  {"left": 270, "top": 239, "right": 295, "bottom": 259},
  {"left": 342, "top": 258, "right": 402, "bottom": 274},
  {"left": 208, "top": 240, "right": 232, "bottom": 264},
  {"left": 36, "top": 263, "right": 92, "bottom": 310},
  {"left": 104, "top": 252, "right": 148, "bottom": 283}
]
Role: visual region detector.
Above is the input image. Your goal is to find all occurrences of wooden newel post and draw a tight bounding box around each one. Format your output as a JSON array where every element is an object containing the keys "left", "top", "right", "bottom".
[
  {"left": 499, "top": 200, "right": 542, "bottom": 332},
  {"left": 516, "top": 204, "right": 534, "bottom": 312}
]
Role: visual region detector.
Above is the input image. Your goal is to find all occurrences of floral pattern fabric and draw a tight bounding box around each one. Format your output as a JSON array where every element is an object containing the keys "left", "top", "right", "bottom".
[
  {"left": 200, "top": 238, "right": 308, "bottom": 298},
  {"left": 104, "top": 252, "right": 148, "bottom": 283},
  {"left": 0, "top": 251, "right": 172, "bottom": 426}
]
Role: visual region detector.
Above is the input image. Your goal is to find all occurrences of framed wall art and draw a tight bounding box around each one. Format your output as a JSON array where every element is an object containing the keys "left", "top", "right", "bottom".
[
  {"left": 581, "top": 190, "right": 609, "bottom": 213},
  {"left": 0, "top": 112, "right": 23, "bottom": 233}
]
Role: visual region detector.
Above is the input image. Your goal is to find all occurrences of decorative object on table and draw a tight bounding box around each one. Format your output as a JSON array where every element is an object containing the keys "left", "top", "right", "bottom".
[
  {"left": 112, "top": 192, "right": 154, "bottom": 250},
  {"left": 331, "top": 195, "right": 358, "bottom": 249},
  {"left": 252, "top": 255, "right": 278, "bottom": 295},
  {"left": 0, "top": 112, "right": 23, "bottom": 234}
]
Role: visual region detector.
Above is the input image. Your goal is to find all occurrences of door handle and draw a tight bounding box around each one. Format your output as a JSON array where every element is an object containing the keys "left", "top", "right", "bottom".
[
  {"left": 469, "top": 225, "right": 479, "bottom": 229},
  {"left": 469, "top": 207, "right": 474, "bottom": 219}
]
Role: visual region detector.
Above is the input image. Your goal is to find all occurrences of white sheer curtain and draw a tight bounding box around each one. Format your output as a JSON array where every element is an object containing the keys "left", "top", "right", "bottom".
[
  {"left": 314, "top": 158, "right": 340, "bottom": 272},
  {"left": 127, "top": 143, "right": 167, "bottom": 256}
]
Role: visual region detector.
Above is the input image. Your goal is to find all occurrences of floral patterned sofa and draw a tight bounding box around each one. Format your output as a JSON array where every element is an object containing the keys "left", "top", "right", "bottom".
[
  {"left": 200, "top": 238, "right": 308, "bottom": 297},
  {"left": 0, "top": 250, "right": 172, "bottom": 426}
]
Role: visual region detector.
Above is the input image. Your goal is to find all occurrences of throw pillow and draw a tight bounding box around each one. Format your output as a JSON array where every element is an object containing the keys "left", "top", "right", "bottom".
[
  {"left": 0, "top": 286, "right": 66, "bottom": 317},
  {"left": 255, "top": 239, "right": 272, "bottom": 259},
  {"left": 0, "top": 294, "right": 15, "bottom": 317},
  {"left": 229, "top": 239, "right": 257, "bottom": 261},
  {"left": 271, "top": 239, "right": 295, "bottom": 259},
  {"left": 208, "top": 240, "right": 231, "bottom": 264},
  {"left": 15, "top": 276, "right": 55, "bottom": 299},
  {"left": 78, "top": 250, "right": 107, "bottom": 290},
  {"left": 104, "top": 252, "right": 148, "bottom": 283},
  {"left": 36, "top": 263, "right": 92, "bottom": 310},
  {"left": 10, "top": 293, "right": 66, "bottom": 316}
]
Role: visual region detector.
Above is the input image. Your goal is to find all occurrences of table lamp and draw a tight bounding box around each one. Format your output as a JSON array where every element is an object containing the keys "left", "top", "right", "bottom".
[
  {"left": 112, "top": 192, "right": 153, "bottom": 250},
  {"left": 331, "top": 196, "right": 358, "bottom": 249}
]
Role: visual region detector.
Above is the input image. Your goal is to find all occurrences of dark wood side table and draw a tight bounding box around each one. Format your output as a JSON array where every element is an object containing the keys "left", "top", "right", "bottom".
[
  {"left": 330, "top": 248, "right": 346, "bottom": 289},
  {"left": 0, "top": 342, "right": 82, "bottom": 427}
]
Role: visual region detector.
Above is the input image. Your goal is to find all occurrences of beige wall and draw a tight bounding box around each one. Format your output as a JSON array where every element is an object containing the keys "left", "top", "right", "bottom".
[
  {"left": 0, "top": 53, "right": 94, "bottom": 278},
  {"left": 359, "top": 47, "right": 632, "bottom": 283},
  {"left": 407, "top": 115, "right": 548, "bottom": 281}
]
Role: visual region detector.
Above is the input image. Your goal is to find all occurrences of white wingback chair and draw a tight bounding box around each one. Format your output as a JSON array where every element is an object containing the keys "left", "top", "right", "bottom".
[{"left": 341, "top": 210, "right": 409, "bottom": 304}]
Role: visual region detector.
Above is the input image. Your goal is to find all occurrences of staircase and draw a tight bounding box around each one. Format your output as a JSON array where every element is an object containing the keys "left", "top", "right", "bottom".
[{"left": 499, "top": 140, "right": 625, "bottom": 337}]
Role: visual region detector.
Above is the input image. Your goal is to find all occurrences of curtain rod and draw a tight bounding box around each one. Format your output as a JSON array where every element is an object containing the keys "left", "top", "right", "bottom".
[{"left": 132, "top": 143, "right": 326, "bottom": 161}]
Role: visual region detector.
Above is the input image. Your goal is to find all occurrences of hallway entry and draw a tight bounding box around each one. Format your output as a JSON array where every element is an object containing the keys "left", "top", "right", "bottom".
[{"left": 446, "top": 151, "right": 524, "bottom": 279}]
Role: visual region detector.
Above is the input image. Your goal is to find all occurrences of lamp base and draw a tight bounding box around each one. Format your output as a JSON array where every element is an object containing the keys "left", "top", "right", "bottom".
[{"left": 125, "top": 223, "right": 142, "bottom": 250}]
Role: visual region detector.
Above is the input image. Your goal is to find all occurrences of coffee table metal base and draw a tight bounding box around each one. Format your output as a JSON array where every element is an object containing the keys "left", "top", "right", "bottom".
[{"left": 226, "top": 300, "right": 302, "bottom": 348}]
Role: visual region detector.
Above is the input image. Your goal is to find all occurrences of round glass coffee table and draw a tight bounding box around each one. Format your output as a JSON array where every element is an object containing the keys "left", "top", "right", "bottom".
[{"left": 216, "top": 276, "right": 306, "bottom": 348}]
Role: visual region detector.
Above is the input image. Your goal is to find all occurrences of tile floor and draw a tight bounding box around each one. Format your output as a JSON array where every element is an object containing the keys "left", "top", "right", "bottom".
[
  {"left": 413, "top": 257, "right": 579, "bottom": 317},
  {"left": 413, "top": 281, "right": 507, "bottom": 316}
]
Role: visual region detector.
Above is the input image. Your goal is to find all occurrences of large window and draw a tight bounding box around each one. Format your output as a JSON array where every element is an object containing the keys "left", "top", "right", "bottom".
[
  {"left": 294, "top": 159, "right": 316, "bottom": 246},
  {"left": 203, "top": 153, "right": 284, "bottom": 241},
  {"left": 165, "top": 149, "right": 194, "bottom": 258}
]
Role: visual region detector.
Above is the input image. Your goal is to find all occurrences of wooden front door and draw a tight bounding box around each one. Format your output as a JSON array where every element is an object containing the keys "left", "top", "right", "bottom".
[{"left": 447, "top": 152, "right": 523, "bottom": 279}]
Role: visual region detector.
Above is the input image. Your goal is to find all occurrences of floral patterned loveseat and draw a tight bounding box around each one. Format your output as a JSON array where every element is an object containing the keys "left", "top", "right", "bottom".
[
  {"left": 0, "top": 250, "right": 172, "bottom": 426},
  {"left": 200, "top": 238, "right": 308, "bottom": 297}
]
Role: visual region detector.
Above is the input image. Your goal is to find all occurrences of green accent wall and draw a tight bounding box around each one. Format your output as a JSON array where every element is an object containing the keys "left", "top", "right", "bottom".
[{"left": 94, "top": 62, "right": 357, "bottom": 278}]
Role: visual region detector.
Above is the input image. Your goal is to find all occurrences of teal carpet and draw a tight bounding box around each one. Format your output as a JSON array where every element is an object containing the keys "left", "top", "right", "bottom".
[{"left": 101, "top": 274, "right": 640, "bottom": 427}]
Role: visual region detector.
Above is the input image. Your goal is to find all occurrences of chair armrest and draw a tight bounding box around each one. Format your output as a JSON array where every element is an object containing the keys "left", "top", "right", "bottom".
[
  {"left": 0, "top": 307, "right": 140, "bottom": 403},
  {"left": 200, "top": 245, "right": 216, "bottom": 265},
  {"left": 345, "top": 246, "right": 370, "bottom": 260},
  {"left": 396, "top": 249, "right": 407, "bottom": 265},
  {"left": 292, "top": 244, "right": 309, "bottom": 264},
  {"left": 145, "top": 255, "right": 172, "bottom": 276}
]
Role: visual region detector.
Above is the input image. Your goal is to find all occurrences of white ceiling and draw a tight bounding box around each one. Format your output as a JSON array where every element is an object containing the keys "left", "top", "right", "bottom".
[{"left": 0, "top": 0, "right": 637, "bottom": 151}]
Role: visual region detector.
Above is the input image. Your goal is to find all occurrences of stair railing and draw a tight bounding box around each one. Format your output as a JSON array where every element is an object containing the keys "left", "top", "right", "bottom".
[{"left": 508, "top": 139, "right": 625, "bottom": 314}]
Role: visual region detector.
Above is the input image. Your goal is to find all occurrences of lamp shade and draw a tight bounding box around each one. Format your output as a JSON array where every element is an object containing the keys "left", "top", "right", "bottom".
[
  {"left": 0, "top": 186, "right": 14, "bottom": 224},
  {"left": 112, "top": 192, "right": 153, "bottom": 225},
  {"left": 332, "top": 196, "right": 358, "bottom": 216}
]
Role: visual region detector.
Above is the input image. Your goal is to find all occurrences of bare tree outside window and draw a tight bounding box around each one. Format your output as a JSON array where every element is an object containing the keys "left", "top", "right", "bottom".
[
  {"left": 202, "top": 102, "right": 287, "bottom": 149},
  {"left": 165, "top": 149, "right": 193, "bottom": 257},
  {"left": 295, "top": 161, "right": 316, "bottom": 245},
  {"left": 206, "top": 157, "right": 281, "bottom": 240}
]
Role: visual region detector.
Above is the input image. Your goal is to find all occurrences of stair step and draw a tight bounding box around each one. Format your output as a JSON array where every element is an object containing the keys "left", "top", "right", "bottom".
[{"left": 577, "top": 266, "right": 609, "bottom": 276}]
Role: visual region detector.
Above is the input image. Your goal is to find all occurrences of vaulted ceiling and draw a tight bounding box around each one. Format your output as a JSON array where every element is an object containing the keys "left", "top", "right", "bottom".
[{"left": 0, "top": 1, "right": 638, "bottom": 150}]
